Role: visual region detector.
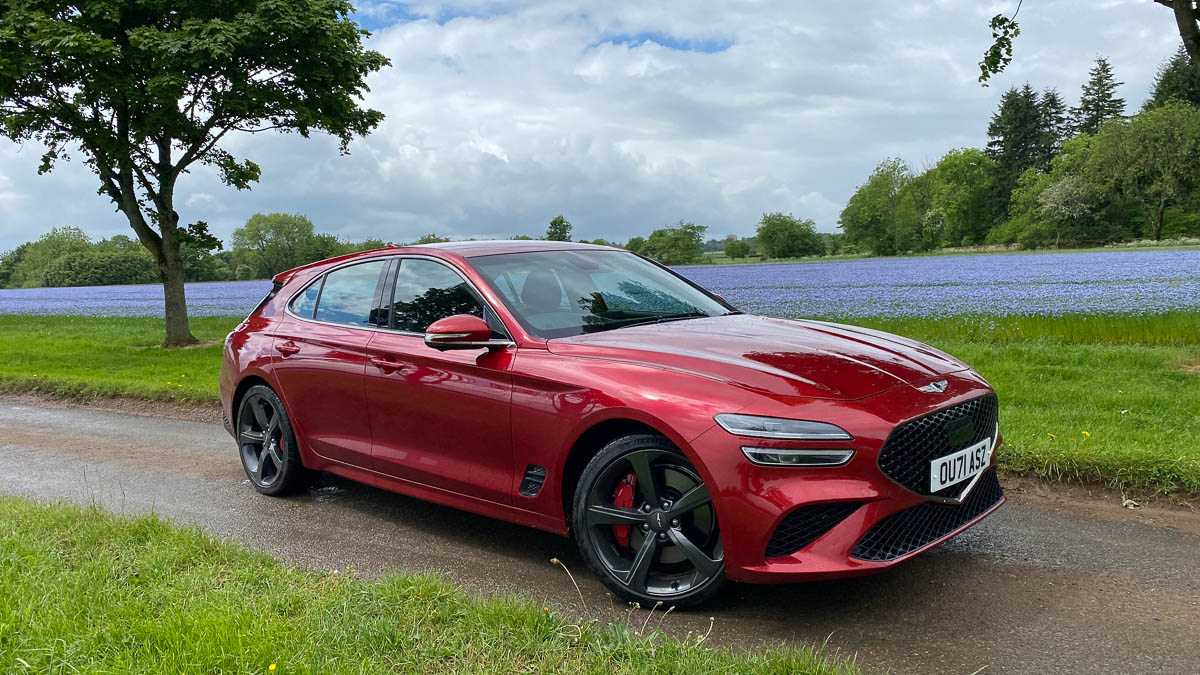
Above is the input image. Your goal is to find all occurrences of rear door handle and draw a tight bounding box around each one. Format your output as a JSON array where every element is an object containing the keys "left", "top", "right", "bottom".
[
  {"left": 275, "top": 341, "right": 301, "bottom": 356},
  {"left": 371, "top": 357, "right": 406, "bottom": 372}
]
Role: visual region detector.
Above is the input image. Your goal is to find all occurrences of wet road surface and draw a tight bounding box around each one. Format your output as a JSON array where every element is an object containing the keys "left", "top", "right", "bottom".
[{"left": 1, "top": 398, "right": 1197, "bottom": 674}]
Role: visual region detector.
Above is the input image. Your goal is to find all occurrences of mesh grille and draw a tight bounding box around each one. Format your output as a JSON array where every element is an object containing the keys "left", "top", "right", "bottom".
[
  {"left": 765, "top": 501, "right": 864, "bottom": 559},
  {"left": 851, "top": 469, "right": 1003, "bottom": 562},
  {"left": 878, "top": 394, "right": 999, "bottom": 499}
]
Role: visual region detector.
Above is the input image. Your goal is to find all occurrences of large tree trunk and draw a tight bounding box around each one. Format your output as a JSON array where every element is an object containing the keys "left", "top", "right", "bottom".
[
  {"left": 1168, "top": 0, "right": 1200, "bottom": 64},
  {"left": 158, "top": 252, "right": 195, "bottom": 347}
]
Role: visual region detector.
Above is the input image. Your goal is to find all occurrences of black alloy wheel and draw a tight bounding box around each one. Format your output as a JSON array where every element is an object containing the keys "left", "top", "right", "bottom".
[
  {"left": 236, "top": 385, "right": 311, "bottom": 495},
  {"left": 573, "top": 434, "right": 726, "bottom": 608}
]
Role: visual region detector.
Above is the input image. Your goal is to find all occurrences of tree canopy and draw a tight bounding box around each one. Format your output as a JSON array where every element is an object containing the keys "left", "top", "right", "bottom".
[
  {"left": 1071, "top": 57, "right": 1127, "bottom": 135},
  {"left": 0, "top": 0, "right": 389, "bottom": 345},
  {"left": 545, "top": 215, "right": 573, "bottom": 242},
  {"left": 755, "top": 213, "right": 824, "bottom": 258}
]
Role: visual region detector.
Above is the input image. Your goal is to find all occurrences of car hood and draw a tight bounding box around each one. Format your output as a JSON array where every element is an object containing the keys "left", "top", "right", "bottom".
[{"left": 546, "top": 314, "right": 969, "bottom": 400}]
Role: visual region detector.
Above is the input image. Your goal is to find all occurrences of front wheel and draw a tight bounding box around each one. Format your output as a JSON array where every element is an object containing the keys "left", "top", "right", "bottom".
[
  {"left": 236, "top": 385, "right": 313, "bottom": 496},
  {"left": 572, "top": 434, "right": 726, "bottom": 608}
]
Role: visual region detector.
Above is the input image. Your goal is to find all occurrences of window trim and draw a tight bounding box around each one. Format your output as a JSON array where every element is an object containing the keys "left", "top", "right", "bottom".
[
  {"left": 378, "top": 255, "right": 513, "bottom": 341},
  {"left": 282, "top": 254, "right": 513, "bottom": 343},
  {"left": 284, "top": 258, "right": 390, "bottom": 330}
]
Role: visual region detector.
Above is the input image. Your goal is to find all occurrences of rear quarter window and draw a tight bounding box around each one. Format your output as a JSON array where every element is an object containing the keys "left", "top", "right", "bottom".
[{"left": 313, "top": 261, "right": 388, "bottom": 326}]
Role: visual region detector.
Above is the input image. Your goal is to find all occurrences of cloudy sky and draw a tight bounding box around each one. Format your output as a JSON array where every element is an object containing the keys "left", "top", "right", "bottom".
[{"left": 0, "top": 0, "right": 1185, "bottom": 252}]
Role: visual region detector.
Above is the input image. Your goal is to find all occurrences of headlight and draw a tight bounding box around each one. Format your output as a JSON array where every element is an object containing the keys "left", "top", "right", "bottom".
[
  {"left": 741, "top": 447, "right": 855, "bottom": 467},
  {"left": 713, "top": 414, "right": 852, "bottom": 440}
]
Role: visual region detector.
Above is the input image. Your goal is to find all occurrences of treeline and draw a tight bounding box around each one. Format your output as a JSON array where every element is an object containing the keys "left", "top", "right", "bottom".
[
  {"left": 840, "top": 49, "right": 1200, "bottom": 254},
  {"left": 531, "top": 213, "right": 842, "bottom": 265},
  {"left": 0, "top": 214, "right": 386, "bottom": 289}
]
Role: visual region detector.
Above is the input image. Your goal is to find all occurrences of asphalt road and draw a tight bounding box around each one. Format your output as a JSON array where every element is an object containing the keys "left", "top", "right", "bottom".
[{"left": 1, "top": 398, "right": 1197, "bottom": 674}]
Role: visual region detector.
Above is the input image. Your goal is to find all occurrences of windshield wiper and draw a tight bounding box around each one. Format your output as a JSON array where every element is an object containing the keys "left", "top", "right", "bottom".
[{"left": 615, "top": 312, "right": 710, "bottom": 330}]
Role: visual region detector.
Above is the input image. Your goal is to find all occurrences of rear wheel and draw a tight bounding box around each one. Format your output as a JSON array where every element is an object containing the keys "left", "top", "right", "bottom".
[
  {"left": 236, "top": 385, "right": 312, "bottom": 496},
  {"left": 572, "top": 434, "right": 725, "bottom": 608}
]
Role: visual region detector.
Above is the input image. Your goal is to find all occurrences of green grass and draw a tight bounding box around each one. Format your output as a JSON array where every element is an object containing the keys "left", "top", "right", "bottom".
[
  {"left": 0, "top": 315, "right": 234, "bottom": 404},
  {"left": 0, "top": 497, "right": 850, "bottom": 674},
  {"left": 1, "top": 312, "right": 1197, "bottom": 494}
]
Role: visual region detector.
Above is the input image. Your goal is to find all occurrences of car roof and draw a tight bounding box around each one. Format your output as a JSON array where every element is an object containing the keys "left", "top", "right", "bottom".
[
  {"left": 272, "top": 240, "right": 624, "bottom": 283},
  {"left": 412, "top": 239, "right": 621, "bottom": 257}
]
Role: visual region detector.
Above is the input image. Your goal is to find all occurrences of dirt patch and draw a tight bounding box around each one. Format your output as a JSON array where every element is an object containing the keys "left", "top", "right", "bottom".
[
  {"left": 1002, "top": 473, "right": 1200, "bottom": 536},
  {"left": 0, "top": 392, "right": 220, "bottom": 425},
  {"left": 1180, "top": 362, "right": 1200, "bottom": 374}
]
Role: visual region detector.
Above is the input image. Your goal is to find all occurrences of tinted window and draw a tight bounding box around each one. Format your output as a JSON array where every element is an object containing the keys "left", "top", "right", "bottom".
[
  {"left": 312, "top": 261, "right": 386, "bottom": 326},
  {"left": 468, "top": 250, "right": 732, "bottom": 339},
  {"left": 389, "top": 259, "right": 485, "bottom": 333},
  {"left": 289, "top": 279, "right": 321, "bottom": 319}
]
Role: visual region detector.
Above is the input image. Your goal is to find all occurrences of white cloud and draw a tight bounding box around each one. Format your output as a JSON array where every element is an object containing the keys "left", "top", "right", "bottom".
[{"left": 0, "top": 1, "right": 1184, "bottom": 252}]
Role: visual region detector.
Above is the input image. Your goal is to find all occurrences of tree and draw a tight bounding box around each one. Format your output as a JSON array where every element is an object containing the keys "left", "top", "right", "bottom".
[
  {"left": 1072, "top": 57, "right": 1127, "bottom": 135},
  {"left": 987, "top": 84, "right": 1046, "bottom": 216},
  {"left": 624, "top": 236, "right": 648, "bottom": 255},
  {"left": 545, "top": 215, "right": 572, "bottom": 241},
  {"left": 1038, "top": 175, "right": 1095, "bottom": 248},
  {"left": 413, "top": 233, "right": 450, "bottom": 245},
  {"left": 755, "top": 213, "right": 824, "bottom": 258},
  {"left": 930, "top": 148, "right": 997, "bottom": 246},
  {"left": 1038, "top": 89, "right": 1072, "bottom": 161},
  {"left": 642, "top": 221, "right": 706, "bottom": 265},
  {"left": 232, "top": 213, "right": 317, "bottom": 279},
  {"left": 0, "top": 0, "right": 388, "bottom": 346},
  {"left": 724, "top": 239, "right": 752, "bottom": 259},
  {"left": 839, "top": 158, "right": 912, "bottom": 255},
  {"left": 1107, "top": 101, "right": 1200, "bottom": 239},
  {"left": 979, "top": 2, "right": 1200, "bottom": 83},
  {"left": 4, "top": 227, "right": 92, "bottom": 287},
  {"left": 1144, "top": 45, "right": 1200, "bottom": 109}
]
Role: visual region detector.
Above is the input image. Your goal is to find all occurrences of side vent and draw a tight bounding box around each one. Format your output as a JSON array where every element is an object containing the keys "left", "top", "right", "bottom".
[{"left": 519, "top": 465, "right": 548, "bottom": 497}]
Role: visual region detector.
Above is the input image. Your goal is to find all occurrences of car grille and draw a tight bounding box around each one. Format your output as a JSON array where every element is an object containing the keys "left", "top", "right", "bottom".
[
  {"left": 877, "top": 394, "right": 999, "bottom": 499},
  {"left": 765, "top": 501, "right": 864, "bottom": 559},
  {"left": 850, "top": 469, "right": 1003, "bottom": 562}
]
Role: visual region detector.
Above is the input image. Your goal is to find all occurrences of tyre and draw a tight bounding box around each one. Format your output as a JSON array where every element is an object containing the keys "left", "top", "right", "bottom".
[
  {"left": 235, "top": 385, "right": 313, "bottom": 496},
  {"left": 572, "top": 433, "right": 726, "bottom": 608}
]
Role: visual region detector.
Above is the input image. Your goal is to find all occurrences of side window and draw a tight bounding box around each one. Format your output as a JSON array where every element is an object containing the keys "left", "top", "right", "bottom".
[
  {"left": 289, "top": 279, "right": 322, "bottom": 319},
  {"left": 312, "top": 261, "right": 387, "bottom": 326},
  {"left": 389, "top": 259, "right": 485, "bottom": 333}
]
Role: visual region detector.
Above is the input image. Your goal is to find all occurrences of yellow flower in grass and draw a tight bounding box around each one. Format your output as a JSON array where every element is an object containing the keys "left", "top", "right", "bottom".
[
  {"left": 1047, "top": 433, "right": 1056, "bottom": 439},
  {"left": 1082, "top": 431, "right": 1091, "bottom": 437},
  {"left": 269, "top": 665, "right": 276, "bottom": 672}
]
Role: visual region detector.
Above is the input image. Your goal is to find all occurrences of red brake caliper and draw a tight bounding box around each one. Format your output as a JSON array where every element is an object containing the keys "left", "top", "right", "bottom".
[{"left": 611, "top": 470, "right": 638, "bottom": 548}]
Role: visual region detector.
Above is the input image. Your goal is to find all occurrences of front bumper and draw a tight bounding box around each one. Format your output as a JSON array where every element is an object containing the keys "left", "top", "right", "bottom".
[{"left": 693, "top": 372, "right": 1005, "bottom": 584}]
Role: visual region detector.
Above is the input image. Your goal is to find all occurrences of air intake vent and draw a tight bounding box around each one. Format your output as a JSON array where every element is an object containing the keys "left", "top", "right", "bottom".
[
  {"left": 851, "top": 469, "right": 1004, "bottom": 562},
  {"left": 519, "top": 464, "right": 547, "bottom": 497},
  {"left": 765, "top": 501, "right": 864, "bottom": 559}
]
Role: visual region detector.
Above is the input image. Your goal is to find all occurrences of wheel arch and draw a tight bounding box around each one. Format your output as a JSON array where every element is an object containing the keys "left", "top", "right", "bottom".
[
  {"left": 559, "top": 415, "right": 701, "bottom": 531},
  {"left": 230, "top": 374, "right": 273, "bottom": 428}
]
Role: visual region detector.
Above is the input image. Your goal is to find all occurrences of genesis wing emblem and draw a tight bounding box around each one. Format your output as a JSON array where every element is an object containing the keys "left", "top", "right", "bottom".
[{"left": 917, "top": 379, "right": 949, "bottom": 393}]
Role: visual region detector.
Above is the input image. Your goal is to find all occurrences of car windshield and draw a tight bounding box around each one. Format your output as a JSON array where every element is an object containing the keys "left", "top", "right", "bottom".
[{"left": 468, "top": 249, "right": 735, "bottom": 339}]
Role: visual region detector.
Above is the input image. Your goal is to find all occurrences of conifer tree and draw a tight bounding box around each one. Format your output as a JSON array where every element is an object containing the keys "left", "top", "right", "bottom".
[
  {"left": 1071, "top": 56, "right": 1127, "bottom": 135},
  {"left": 1143, "top": 45, "right": 1200, "bottom": 110},
  {"left": 986, "top": 84, "right": 1044, "bottom": 216},
  {"left": 1038, "top": 88, "right": 1072, "bottom": 166}
]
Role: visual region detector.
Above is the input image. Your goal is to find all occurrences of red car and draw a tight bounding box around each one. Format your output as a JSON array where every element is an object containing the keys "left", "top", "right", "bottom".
[{"left": 220, "top": 241, "right": 1004, "bottom": 607}]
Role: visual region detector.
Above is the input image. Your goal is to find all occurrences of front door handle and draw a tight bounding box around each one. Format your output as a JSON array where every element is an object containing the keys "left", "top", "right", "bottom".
[
  {"left": 371, "top": 357, "right": 406, "bottom": 372},
  {"left": 275, "top": 341, "right": 301, "bottom": 356}
]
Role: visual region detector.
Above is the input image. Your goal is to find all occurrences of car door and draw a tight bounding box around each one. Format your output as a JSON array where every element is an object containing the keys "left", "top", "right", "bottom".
[
  {"left": 271, "top": 259, "right": 390, "bottom": 468},
  {"left": 365, "top": 257, "right": 516, "bottom": 504}
]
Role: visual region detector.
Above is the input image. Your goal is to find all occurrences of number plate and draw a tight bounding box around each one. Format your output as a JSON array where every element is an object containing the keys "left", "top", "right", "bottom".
[{"left": 930, "top": 437, "right": 993, "bottom": 493}]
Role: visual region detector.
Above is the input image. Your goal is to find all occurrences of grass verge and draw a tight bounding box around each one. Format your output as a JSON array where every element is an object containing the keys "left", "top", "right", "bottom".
[
  {"left": 0, "top": 496, "right": 850, "bottom": 674},
  {"left": 1, "top": 313, "right": 1197, "bottom": 495},
  {"left": 0, "top": 315, "right": 230, "bottom": 404}
]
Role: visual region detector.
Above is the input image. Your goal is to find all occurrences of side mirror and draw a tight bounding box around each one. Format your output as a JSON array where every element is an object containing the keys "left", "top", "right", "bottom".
[{"left": 424, "top": 314, "right": 508, "bottom": 351}]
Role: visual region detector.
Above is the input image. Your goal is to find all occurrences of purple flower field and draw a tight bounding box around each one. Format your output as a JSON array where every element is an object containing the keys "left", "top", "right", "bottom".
[{"left": 0, "top": 249, "right": 1196, "bottom": 319}]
